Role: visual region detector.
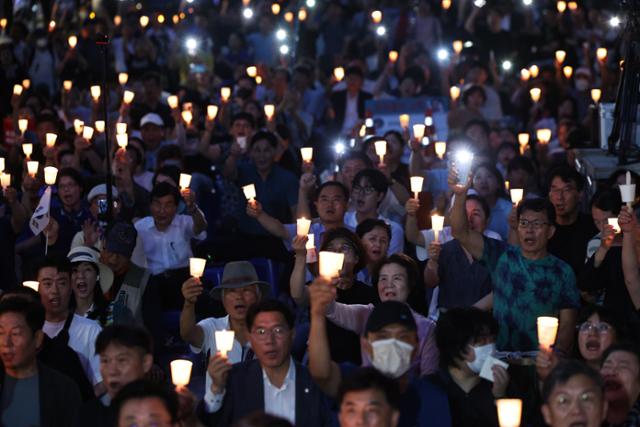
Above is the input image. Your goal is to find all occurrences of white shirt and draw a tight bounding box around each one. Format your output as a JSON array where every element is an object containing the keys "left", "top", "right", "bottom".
[
  {"left": 43, "top": 315, "right": 103, "bottom": 385},
  {"left": 343, "top": 211, "right": 404, "bottom": 255},
  {"left": 135, "top": 214, "right": 206, "bottom": 274},
  {"left": 192, "top": 316, "right": 252, "bottom": 394},
  {"left": 341, "top": 93, "right": 360, "bottom": 136}
]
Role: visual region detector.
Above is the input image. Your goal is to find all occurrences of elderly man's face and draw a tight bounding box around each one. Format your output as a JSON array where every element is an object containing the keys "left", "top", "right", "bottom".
[{"left": 542, "top": 374, "right": 606, "bottom": 427}]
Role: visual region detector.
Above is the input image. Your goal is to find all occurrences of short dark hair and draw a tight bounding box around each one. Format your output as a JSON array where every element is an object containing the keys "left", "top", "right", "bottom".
[
  {"left": 150, "top": 181, "right": 180, "bottom": 205},
  {"left": 464, "top": 119, "right": 490, "bottom": 137},
  {"left": 345, "top": 65, "right": 364, "bottom": 79},
  {"left": 112, "top": 380, "right": 179, "bottom": 423},
  {"left": 319, "top": 227, "right": 367, "bottom": 272},
  {"left": 142, "top": 71, "right": 162, "bottom": 86},
  {"left": 246, "top": 299, "right": 295, "bottom": 331},
  {"left": 315, "top": 181, "right": 349, "bottom": 202},
  {"left": 462, "top": 85, "right": 487, "bottom": 106},
  {"left": 35, "top": 254, "right": 72, "bottom": 276},
  {"left": 382, "top": 130, "right": 404, "bottom": 146},
  {"left": 338, "top": 367, "right": 400, "bottom": 410},
  {"left": 56, "top": 167, "right": 84, "bottom": 191},
  {"left": 232, "top": 412, "right": 293, "bottom": 427},
  {"left": 372, "top": 253, "right": 418, "bottom": 292},
  {"left": 517, "top": 197, "right": 556, "bottom": 224},
  {"left": 601, "top": 342, "right": 640, "bottom": 371},
  {"left": 356, "top": 219, "right": 391, "bottom": 241},
  {"left": 152, "top": 165, "right": 181, "bottom": 189},
  {"left": 250, "top": 130, "right": 278, "bottom": 149},
  {"left": 436, "top": 307, "right": 498, "bottom": 369},
  {"left": 507, "top": 156, "right": 535, "bottom": 175},
  {"left": 548, "top": 165, "right": 585, "bottom": 192},
  {"left": 95, "top": 324, "right": 153, "bottom": 355},
  {"left": 157, "top": 144, "right": 183, "bottom": 165},
  {"left": 466, "top": 194, "right": 491, "bottom": 220},
  {"left": 0, "top": 298, "right": 45, "bottom": 335},
  {"left": 352, "top": 168, "right": 389, "bottom": 197},
  {"left": 542, "top": 360, "right": 604, "bottom": 404},
  {"left": 231, "top": 112, "right": 256, "bottom": 129},
  {"left": 590, "top": 189, "right": 622, "bottom": 215},
  {"left": 338, "top": 151, "right": 373, "bottom": 170}
]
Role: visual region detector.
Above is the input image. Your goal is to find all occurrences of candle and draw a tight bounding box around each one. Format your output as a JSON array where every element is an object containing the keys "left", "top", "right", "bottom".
[
  {"left": 139, "top": 15, "right": 149, "bottom": 27},
  {"left": 371, "top": 10, "right": 382, "bottom": 24},
  {"left": 529, "top": 87, "right": 541, "bottom": 102},
  {"left": 243, "top": 184, "right": 256, "bottom": 202},
  {"left": 170, "top": 359, "right": 193, "bottom": 387},
  {"left": 68, "top": 35, "right": 78, "bottom": 49},
  {"left": 118, "top": 72, "right": 128, "bottom": 85},
  {"left": 510, "top": 189, "right": 524, "bottom": 205},
  {"left": 410, "top": 176, "right": 424, "bottom": 199},
  {"left": 450, "top": 86, "right": 461, "bottom": 101},
  {"left": 63, "top": 80, "right": 73, "bottom": 91},
  {"left": 44, "top": 166, "right": 58, "bottom": 186},
  {"left": 520, "top": 68, "right": 531, "bottom": 81},
  {"left": 22, "top": 143, "right": 33, "bottom": 158},
  {"left": 596, "top": 48, "right": 607, "bottom": 63},
  {"left": 0, "top": 158, "right": 4, "bottom": 173},
  {"left": 620, "top": 172, "right": 635, "bottom": 209},
  {"left": 181, "top": 110, "right": 193, "bottom": 126},
  {"left": 123, "top": 90, "right": 135, "bottom": 104},
  {"left": 555, "top": 50, "right": 566, "bottom": 64},
  {"left": 116, "top": 134, "right": 128, "bottom": 149},
  {"left": 207, "top": 105, "right": 219, "bottom": 121},
  {"left": 318, "top": 251, "right": 345, "bottom": 279},
  {"left": 18, "top": 119, "right": 28, "bottom": 135},
  {"left": 13, "top": 84, "right": 23, "bottom": 96},
  {"left": 431, "top": 215, "right": 445, "bottom": 242},
  {"left": 220, "top": 87, "right": 231, "bottom": 102},
  {"left": 452, "top": 40, "right": 463, "bottom": 55},
  {"left": 176, "top": 173, "right": 191, "bottom": 191},
  {"left": 505, "top": 180, "right": 510, "bottom": 190},
  {"left": 442, "top": 0, "right": 451, "bottom": 9},
  {"left": 301, "top": 147, "right": 313, "bottom": 163},
  {"left": 428, "top": 142, "right": 444, "bottom": 161},
  {"left": 264, "top": 104, "right": 275, "bottom": 120},
  {"left": 537, "top": 316, "right": 559, "bottom": 351},
  {"left": 388, "top": 50, "right": 398, "bottom": 62},
  {"left": 399, "top": 114, "right": 410, "bottom": 129},
  {"left": 529, "top": 64, "right": 539, "bottom": 78},
  {"left": 455, "top": 150, "right": 474, "bottom": 184},
  {"left": 271, "top": 3, "right": 281, "bottom": 14},
  {"left": 246, "top": 65, "right": 257, "bottom": 77},
  {"left": 73, "top": 119, "right": 84, "bottom": 136},
  {"left": 167, "top": 95, "right": 179, "bottom": 109},
  {"left": 116, "top": 122, "right": 127, "bottom": 135},
  {"left": 95, "top": 121, "right": 105, "bottom": 133},
  {"left": 563, "top": 65, "right": 573, "bottom": 79},
  {"left": 333, "top": 67, "right": 345, "bottom": 82},
  {"left": 591, "top": 88, "right": 602, "bottom": 104},
  {"left": 90, "top": 85, "right": 101, "bottom": 101},
  {"left": 22, "top": 79, "right": 30, "bottom": 90},
  {"left": 0, "top": 173, "right": 10, "bottom": 190},
  {"left": 284, "top": 11, "right": 294, "bottom": 22},
  {"left": 297, "top": 217, "right": 312, "bottom": 237},
  {"left": 27, "top": 160, "right": 39, "bottom": 177},
  {"left": 189, "top": 257, "right": 206, "bottom": 278},
  {"left": 82, "top": 126, "right": 94, "bottom": 140},
  {"left": 608, "top": 218, "right": 621, "bottom": 234},
  {"left": 557, "top": 1, "right": 567, "bottom": 12},
  {"left": 536, "top": 128, "right": 552, "bottom": 144},
  {"left": 496, "top": 398, "right": 522, "bottom": 427},
  {"left": 23, "top": 281, "right": 39, "bottom": 292},
  {"left": 298, "top": 8, "right": 307, "bottom": 21},
  {"left": 374, "top": 140, "right": 387, "bottom": 165},
  {"left": 215, "top": 329, "right": 235, "bottom": 357},
  {"left": 413, "top": 124, "right": 426, "bottom": 141}
]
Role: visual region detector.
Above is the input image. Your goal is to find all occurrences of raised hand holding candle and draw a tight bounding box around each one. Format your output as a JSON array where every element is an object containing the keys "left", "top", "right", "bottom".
[
  {"left": 90, "top": 85, "right": 101, "bottom": 101},
  {"left": 22, "top": 143, "right": 33, "bottom": 158},
  {"left": 596, "top": 48, "right": 607, "bottom": 63},
  {"left": 530, "top": 87, "right": 541, "bottom": 102},
  {"left": 517, "top": 133, "right": 529, "bottom": 154},
  {"left": 167, "top": 95, "right": 179, "bottom": 109},
  {"left": 452, "top": 40, "right": 463, "bottom": 55},
  {"left": 13, "top": 84, "right": 23, "bottom": 96},
  {"left": 18, "top": 119, "right": 28, "bottom": 135},
  {"left": 27, "top": 161, "right": 39, "bottom": 177},
  {"left": 510, "top": 189, "right": 524, "bottom": 205},
  {"left": 243, "top": 184, "right": 256, "bottom": 203},
  {"left": 23, "top": 281, "right": 39, "bottom": 292},
  {"left": 413, "top": 124, "right": 426, "bottom": 142},
  {"left": 181, "top": 110, "right": 193, "bottom": 126},
  {"left": 118, "top": 72, "right": 128, "bottom": 85},
  {"left": 215, "top": 329, "right": 235, "bottom": 357},
  {"left": 22, "top": 79, "right": 30, "bottom": 90},
  {"left": 246, "top": 65, "right": 257, "bottom": 77},
  {"left": 529, "top": 65, "right": 539, "bottom": 78},
  {"left": 1, "top": 173, "right": 10, "bottom": 190},
  {"left": 450, "top": 86, "right": 461, "bottom": 101},
  {"left": 374, "top": 140, "right": 387, "bottom": 165},
  {"left": 301, "top": 147, "right": 313, "bottom": 163},
  {"left": 591, "top": 88, "right": 602, "bottom": 103},
  {"left": 496, "top": 399, "right": 522, "bottom": 427},
  {"left": 537, "top": 128, "right": 552, "bottom": 144},
  {"left": 562, "top": 65, "right": 573, "bottom": 79},
  {"left": 620, "top": 171, "right": 635, "bottom": 210},
  {"left": 399, "top": 114, "right": 410, "bottom": 129},
  {"left": 221, "top": 87, "right": 231, "bottom": 102},
  {"left": 388, "top": 50, "right": 398, "bottom": 62},
  {"left": 82, "top": 126, "right": 94, "bottom": 140},
  {"left": 116, "top": 122, "right": 127, "bottom": 135},
  {"left": 95, "top": 121, "right": 105, "bottom": 133},
  {"left": 189, "top": 257, "right": 206, "bottom": 278},
  {"left": 537, "top": 316, "right": 559, "bottom": 351},
  {"left": 410, "top": 176, "right": 424, "bottom": 199},
  {"left": 123, "top": 90, "right": 135, "bottom": 104},
  {"left": 170, "top": 359, "right": 193, "bottom": 387},
  {"left": 431, "top": 215, "right": 445, "bottom": 242},
  {"left": 608, "top": 218, "right": 621, "bottom": 234},
  {"left": 555, "top": 50, "right": 566, "bottom": 64},
  {"left": 63, "top": 80, "right": 73, "bottom": 91},
  {"left": 73, "top": 119, "right": 84, "bottom": 136},
  {"left": 333, "top": 67, "right": 345, "bottom": 81},
  {"left": 116, "top": 134, "right": 128, "bottom": 149},
  {"left": 435, "top": 141, "right": 447, "bottom": 159},
  {"left": 179, "top": 173, "right": 192, "bottom": 190},
  {"left": 264, "top": 104, "right": 275, "bottom": 120},
  {"left": 207, "top": 105, "right": 219, "bottom": 121},
  {"left": 297, "top": 217, "right": 312, "bottom": 237},
  {"left": 318, "top": 251, "right": 345, "bottom": 279},
  {"left": 44, "top": 166, "right": 57, "bottom": 186}
]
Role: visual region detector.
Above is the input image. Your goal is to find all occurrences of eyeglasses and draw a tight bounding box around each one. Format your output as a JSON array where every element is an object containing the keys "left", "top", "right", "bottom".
[
  {"left": 518, "top": 219, "right": 549, "bottom": 230},
  {"left": 352, "top": 185, "right": 376, "bottom": 196},
  {"left": 326, "top": 243, "right": 355, "bottom": 255},
  {"left": 252, "top": 326, "right": 289, "bottom": 340},
  {"left": 578, "top": 322, "right": 612, "bottom": 334}
]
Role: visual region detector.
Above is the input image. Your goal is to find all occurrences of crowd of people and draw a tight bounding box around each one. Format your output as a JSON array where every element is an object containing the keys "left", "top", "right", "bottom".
[{"left": 0, "top": 0, "right": 639, "bottom": 426}]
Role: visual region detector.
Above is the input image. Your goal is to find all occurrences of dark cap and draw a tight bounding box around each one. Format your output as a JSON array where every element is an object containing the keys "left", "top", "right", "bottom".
[
  {"left": 105, "top": 222, "right": 137, "bottom": 257},
  {"left": 365, "top": 301, "right": 417, "bottom": 334}
]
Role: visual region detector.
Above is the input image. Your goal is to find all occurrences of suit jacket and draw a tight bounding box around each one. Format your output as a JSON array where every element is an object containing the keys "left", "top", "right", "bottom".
[
  {"left": 201, "top": 359, "right": 332, "bottom": 427},
  {"left": 330, "top": 89, "right": 372, "bottom": 133},
  {"left": 0, "top": 362, "right": 82, "bottom": 427}
]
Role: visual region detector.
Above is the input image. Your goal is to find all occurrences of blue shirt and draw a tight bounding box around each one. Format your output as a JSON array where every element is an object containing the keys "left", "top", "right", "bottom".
[
  {"left": 486, "top": 198, "right": 512, "bottom": 241},
  {"left": 237, "top": 164, "right": 299, "bottom": 235},
  {"left": 481, "top": 236, "right": 579, "bottom": 351}
]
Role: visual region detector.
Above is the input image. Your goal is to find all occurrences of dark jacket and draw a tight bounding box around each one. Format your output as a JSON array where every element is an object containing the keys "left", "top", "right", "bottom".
[
  {"left": 75, "top": 397, "right": 114, "bottom": 427},
  {"left": 200, "top": 359, "right": 332, "bottom": 427},
  {"left": 0, "top": 362, "right": 82, "bottom": 427},
  {"left": 330, "top": 89, "right": 372, "bottom": 133}
]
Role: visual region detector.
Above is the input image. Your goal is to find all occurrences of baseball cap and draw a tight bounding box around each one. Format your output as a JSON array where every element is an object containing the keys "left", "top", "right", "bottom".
[
  {"left": 87, "top": 184, "right": 119, "bottom": 203},
  {"left": 140, "top": 113, "right": 165, "bottom": 128},
  {"left": 105, "top": 222, "right": 137, "bottom": 258},
  {"left": 365, "top": 301, "right": 417, "bottom": 334}
]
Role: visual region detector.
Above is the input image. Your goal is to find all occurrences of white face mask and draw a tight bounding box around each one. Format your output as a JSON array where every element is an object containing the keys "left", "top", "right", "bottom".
[
  {"left": 466, "top": 343, "right": 495, "bottom": 374},
  {"left": 371, "top": 338, "right": 414, "bottom": 378}
]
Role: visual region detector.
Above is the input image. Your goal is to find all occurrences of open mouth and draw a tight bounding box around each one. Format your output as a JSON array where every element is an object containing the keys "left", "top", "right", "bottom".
[
  {"left": 604, "top": 378, "right": 623, "bottom": 392},
  {"left": 383, "top": 290, "right": 396, "bottom": 299},
  {"left": 76, "top": 282, "right": 88, "bottom": 293},
  {"left": 49, "top": 297, "right": 61, "bottom": 307},
  {"left": 234, "top": 304, "right": 247, "bottom": 312},
  {"left": 568, "top": 422, "right": 588, "bottom": 427},
  {"left": 523, "top": 237, "right": 536, "bottom": 245},
  {"left": 585, "top": 340, "right": 600, "bottom": 352}
]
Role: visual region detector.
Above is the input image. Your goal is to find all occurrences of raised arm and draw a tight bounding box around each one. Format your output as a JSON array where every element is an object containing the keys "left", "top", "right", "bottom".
[
  {"left": 222, "top": 142, "right": 242, "bottom": 180},
  {"left": 180, "top": 278, "right": 205, "bottom": 348},
  {"left": 296, "top": 173, "right": 316, "bottom": 219},
  {"left": 556, "top": 308, "right": 577, "bottom": 356},
  {"left": 448, "top": 168, "right": 485, "bottom": 260},
  {"left": 405, "top": 198, "right": 426, "bottom": 247},
  {"left": 182, "top": 189, "right": 207, "bottom": 235},
  {"left": 325, "top": 300, "right": 372, "bottom": 335},
  {"left": 620, "top": 208, "right": 640, "bottom": 309},
  {"left": 290, "top": 236, "right": 310, "bottom": 306}
]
